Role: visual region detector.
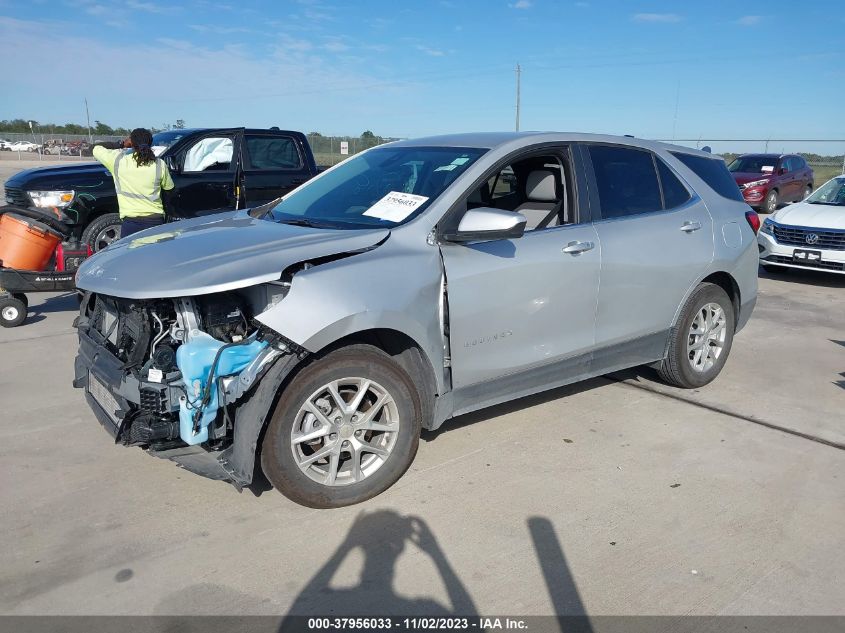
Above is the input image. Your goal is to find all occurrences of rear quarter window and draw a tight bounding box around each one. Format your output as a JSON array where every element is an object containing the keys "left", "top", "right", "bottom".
[{"left": 670, "top": 152, "right": 744, "bottom": 202}]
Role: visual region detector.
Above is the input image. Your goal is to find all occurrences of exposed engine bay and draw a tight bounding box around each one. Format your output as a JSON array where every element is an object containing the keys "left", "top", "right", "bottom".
[{"left": 74, "top": 288, "right": 293, "bottom": 456}]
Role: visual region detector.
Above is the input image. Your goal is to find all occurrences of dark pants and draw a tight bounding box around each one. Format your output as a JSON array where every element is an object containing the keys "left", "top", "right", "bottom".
[{"left": 120, "top": 216, "right": 165, "bottom": 238}]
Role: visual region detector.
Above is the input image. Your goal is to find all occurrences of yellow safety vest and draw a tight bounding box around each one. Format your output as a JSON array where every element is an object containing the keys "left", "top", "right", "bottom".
[{"left": 93, "top": 146, "right": 175, "bottom": 219}]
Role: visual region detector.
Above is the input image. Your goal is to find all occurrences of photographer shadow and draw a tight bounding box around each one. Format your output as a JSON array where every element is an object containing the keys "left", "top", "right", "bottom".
[{"left": 280, "top": 510, "right": 476, "bottom": 627}]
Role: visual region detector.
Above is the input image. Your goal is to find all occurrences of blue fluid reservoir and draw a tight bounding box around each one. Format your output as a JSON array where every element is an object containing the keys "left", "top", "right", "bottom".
[{"left": 176, "top": 332, "right": 267, "bottom": 445}]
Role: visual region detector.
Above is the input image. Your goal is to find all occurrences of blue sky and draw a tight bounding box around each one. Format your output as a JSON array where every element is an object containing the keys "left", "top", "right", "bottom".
[{"left": 1, "top": 0, "right": 843, "bottom": 153}]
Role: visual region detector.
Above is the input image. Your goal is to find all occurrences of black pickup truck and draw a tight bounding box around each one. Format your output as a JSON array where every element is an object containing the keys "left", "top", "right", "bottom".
[{"left": 4, "top": 128, "right": 320, "bottom": 250}]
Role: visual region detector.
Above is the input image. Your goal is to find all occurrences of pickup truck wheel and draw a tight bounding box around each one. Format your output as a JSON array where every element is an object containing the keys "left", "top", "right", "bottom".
[
  {"left": 261, "top": 345, "right": 421, "bottom": 508},
  {"left": 0, "top": 296, "right": 27, "bottom": 328},
  {"left": 82, "top": 213, "right": 122, "bottom": 252},
  {"left": 657, "top": 283, "right": 735, "bottom": 389}
]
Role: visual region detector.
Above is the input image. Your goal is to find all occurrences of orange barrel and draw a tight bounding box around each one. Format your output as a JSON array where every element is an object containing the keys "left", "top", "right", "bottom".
[{"left": 0, "top": 213, "right": 63, "bottom": 271}]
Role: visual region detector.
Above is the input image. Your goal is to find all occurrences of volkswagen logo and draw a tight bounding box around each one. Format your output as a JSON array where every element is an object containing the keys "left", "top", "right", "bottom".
[{"left": 805, "top": 233, "right": 820, "bottom": 245}]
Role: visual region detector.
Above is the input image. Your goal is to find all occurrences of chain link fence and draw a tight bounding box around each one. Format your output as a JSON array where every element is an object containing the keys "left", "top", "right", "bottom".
[{"left": 0, "top": 131, "right": 123, "bottom": 160}]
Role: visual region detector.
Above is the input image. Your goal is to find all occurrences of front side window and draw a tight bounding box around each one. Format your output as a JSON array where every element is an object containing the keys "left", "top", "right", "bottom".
[
  {"left": 269, "top": 146, "right": 486, "bottom": 229},
  {"left": 588, "top": 145, "right": 662, "bottom": 219},
  {"left": 183, "top": 136, "right": 234, "bottom": 172},
  {"left": 672, "top": 152, "right": 744, "bottom": 202},
  {"left": 463, "top": 153, "right": 573, "bottom": 230},
  {"left": 245, "top": 135, "right": 301, "bottom": 170}
]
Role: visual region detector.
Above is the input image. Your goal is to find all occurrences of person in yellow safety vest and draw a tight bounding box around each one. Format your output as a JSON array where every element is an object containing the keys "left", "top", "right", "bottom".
[{"left": 92, "top": 128, "right": 175, "bottom": 238}]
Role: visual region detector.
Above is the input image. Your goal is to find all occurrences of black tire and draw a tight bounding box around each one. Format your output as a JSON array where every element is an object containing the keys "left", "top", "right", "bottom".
[
  {"left": 657, "top": 283, "right": 735, "bottom": 389},
  {"left": 763, "top": 189, "right": 778, "bottom": 213},
  {"left": 261, "top": 345, "right": 422, "bottom": 508},
  {"left": 804, "top": 185, "right": 812, "bottom": 200},
  {"left": 0, "top": 296, "right": 27, "bottom": 328},
  {"left": 81, "top": 213, "right": 122, "bottom": 252},
  {"left": 13, "top": 293, "right": 28, "bottom": 308}
]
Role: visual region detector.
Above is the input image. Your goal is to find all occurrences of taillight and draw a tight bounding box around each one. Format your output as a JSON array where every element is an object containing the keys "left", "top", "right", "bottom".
[
  {"left": 86, "top": 244, "right": 93, "bottom": 257},
  {"left": 745, "top": 210, "right": 760, "bottom": 234},
  {"left": 55, "top": 242, "right": 66, "bottom": 272}
]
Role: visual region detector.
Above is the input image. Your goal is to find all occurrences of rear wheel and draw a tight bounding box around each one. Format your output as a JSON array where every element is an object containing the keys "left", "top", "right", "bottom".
[
  {"left": 0, "top": 296, "right": 27, "bottom": 328},
  {"left": 763, "top": 189, "right": 779, "bottom": 213},
  {"left": 261, "top": 345, "right": 422, "bottom": 508},
  {"left": 657, "top": 283, "right": 735, "bottom": 389},
  {"left": 81, "top": 213, "right": 122, "bottom": 252},
  {"left": 13, "top": 293, "right": 28, "bottom": 308},
  {"left": 804, "top": 185, "right": 813, "bottom": 200}
]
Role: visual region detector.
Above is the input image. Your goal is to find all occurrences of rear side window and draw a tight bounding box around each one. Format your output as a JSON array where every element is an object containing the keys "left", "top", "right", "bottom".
[
  {"left": 656, "top": 158, "right": 692, "bottom": 209},
  {"left": 245, "top": 135, "right": 302, "bottom": 170},
  {"left": 588, "top": 145, "right": 662, "bottom": 219},
  {"left": 671, "top": 152, "right": 743, "bottom": 201}
]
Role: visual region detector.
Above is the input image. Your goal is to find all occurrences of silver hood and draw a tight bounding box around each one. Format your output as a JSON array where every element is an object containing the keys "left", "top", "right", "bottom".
[{"left": 75, "top": 211, "right": 390, "bottom": 299}]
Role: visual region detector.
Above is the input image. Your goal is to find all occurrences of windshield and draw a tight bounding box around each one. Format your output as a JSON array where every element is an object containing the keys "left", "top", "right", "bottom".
[
  {"left": 806, "top": 176, "right": 845, "bottom": 206},
  {"left": 269, "top": 146, "right": 487, "bottom": 229},
  {"left": 151, "top": 130, "right": 193, "bottom": 156},
  {"left": 727, "top": 155, "right": 778, "bottom": 174}
]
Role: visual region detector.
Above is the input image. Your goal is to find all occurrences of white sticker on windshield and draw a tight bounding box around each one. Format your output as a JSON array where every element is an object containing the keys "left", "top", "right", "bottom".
[
  {"left": 451, "top": 157, "right": 470, "bottom": 165},
  {"left": 363, "top": 191, "right": 429, "bottom": 222},
  {"left": 761, "top": 166, "right": 774, "bottom": 173}
]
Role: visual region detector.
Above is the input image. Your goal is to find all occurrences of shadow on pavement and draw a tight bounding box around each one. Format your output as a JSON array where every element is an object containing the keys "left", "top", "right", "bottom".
[
  {"left": 528, "top": 517, "right": 593, "bottom": 630},
  {"left": 759, "top": 265, "right": 845, "bottom": 288},
  {"left": 281, "top": 510, "right": 477, "bottom": 623},
  {"left": 29, "top": 292, "right": 79, "bottom": 315}
]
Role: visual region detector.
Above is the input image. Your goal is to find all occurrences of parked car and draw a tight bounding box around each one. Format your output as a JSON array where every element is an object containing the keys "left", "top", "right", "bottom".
[
  {"left": 758, "top": 175, "right": 845, "bottom": 274},
  {"left": 728, "top": 153, "right": 814, "bottom": 213},
  {"left": 5, "top": 127, "right": 319, "bottom": 251},
  {"left": 0, "top": 139, "right": 12, "bottom": 151},
  {"left": 72, "top": 132, "right": 759, "bottom": 507},
  {"left": 9, "top": 141, "right": 40, "bottom": 152}
]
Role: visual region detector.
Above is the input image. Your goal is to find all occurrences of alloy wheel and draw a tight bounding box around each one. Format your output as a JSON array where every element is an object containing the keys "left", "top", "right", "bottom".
[
  {"left": 290, "top": 377, "right": 400, "bottom": 487},
  {"left": 94, "top": 225, "right": 121, "bottom": 251},
  {"left": 687, "top": 302, "right": 727, "bottom": 373}
]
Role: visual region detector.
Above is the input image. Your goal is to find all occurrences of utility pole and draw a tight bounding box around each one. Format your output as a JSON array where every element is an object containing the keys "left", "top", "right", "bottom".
[
  {"left": 84, "top": 98, "right": 93, "bottom": 144},
  {"left": 515, "top": 63, "right": 521, "bottom": 132}
]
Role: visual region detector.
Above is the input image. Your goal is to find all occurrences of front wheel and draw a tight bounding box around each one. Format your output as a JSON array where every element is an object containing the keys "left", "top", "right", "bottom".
[
  {"left": 657, "top": 283, "right": 735, "bottom": 389},
  {"left": 261, "top": 345, "right": 422, "bottom": 508},
  {"left": 804, "top": 185, "right": 813, "bottom": 200},
  {"left": 763, "top": 189, "right": 779, "bottom": 213},
  {"left": 81, "top": 213, "right": 122, "bottom": 252}
]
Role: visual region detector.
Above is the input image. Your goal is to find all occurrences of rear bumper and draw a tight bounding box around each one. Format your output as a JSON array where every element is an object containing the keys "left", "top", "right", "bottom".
[{"left": 757, "top": 231, "right": 845, "bottom": 274}]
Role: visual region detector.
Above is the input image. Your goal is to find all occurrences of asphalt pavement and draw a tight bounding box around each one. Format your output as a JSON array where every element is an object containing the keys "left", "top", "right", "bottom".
[{"left": 1, "top": 266, "right": 843, "bottom": 617}]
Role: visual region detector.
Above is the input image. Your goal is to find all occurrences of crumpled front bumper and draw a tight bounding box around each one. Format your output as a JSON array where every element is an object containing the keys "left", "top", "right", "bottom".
[{"left": 73, "top": 326, "right": 241, "bottom": 485}]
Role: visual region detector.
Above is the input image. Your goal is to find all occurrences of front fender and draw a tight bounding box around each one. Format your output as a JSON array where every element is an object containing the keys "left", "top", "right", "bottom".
[{"left": 255, "top": 243, "right": 446, "bottom": 392}]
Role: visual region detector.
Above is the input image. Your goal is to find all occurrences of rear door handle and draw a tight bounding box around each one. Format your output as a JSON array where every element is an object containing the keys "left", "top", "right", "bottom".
[
  {"left": 680, "top": 221, "right": 702, "bottom": 233},
  {"left": 562, "top": 240, "right": 595, "bottom": 254}
]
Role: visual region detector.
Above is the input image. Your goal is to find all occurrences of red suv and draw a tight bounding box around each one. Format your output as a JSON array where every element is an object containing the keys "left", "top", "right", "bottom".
[{"left": 728, "top": 153, "right": 814, "bottom": 213}]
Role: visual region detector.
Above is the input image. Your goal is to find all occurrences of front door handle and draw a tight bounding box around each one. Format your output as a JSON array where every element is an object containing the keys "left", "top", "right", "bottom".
[
  {"left": 680, "top": 221, "right": 702, "bottom": 233},
  {"left": 562, "top": 240, "right": 595, "bottom": 254}
]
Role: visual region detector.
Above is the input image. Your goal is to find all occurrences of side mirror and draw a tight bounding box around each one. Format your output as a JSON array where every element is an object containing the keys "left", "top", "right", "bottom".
[
  {"left": 442, "top": 207, "right": 527, "bottom": 243},
  {"left": 778, "top": 167, "right": 787, "bottom": 175}
]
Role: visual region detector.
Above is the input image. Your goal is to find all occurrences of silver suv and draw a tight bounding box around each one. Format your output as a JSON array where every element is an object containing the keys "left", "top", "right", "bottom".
[{"left": 73, "top": 133, "right": 759, "bottom": 507}]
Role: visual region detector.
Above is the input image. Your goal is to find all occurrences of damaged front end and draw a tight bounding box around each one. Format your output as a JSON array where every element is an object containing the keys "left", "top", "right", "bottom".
[{"left": 73, "top": 287, "right": 304, "bottom": 488}]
